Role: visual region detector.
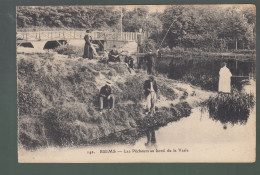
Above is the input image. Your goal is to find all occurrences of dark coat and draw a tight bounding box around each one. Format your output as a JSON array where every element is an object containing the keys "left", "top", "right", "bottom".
[
  {"left": 146, "top": 53, "right": 156, "bottom": 66},
  {"left": 84, "top": 34, "right": 92, "bottom": 45},
  {"left": 83, "top": 34, "right": 93, "bottom": 59},
  {"left": 99, "top": 84, "right": 112, "bottom": 98},
  {"left": 124, "top": 56, "right": 134, "bottom": 69},
  {"left": 143, "top": 79, "right": 158, "bottom": 97},
  {"left": 108, "top": 50, "right": 120, "bottom": 62}
]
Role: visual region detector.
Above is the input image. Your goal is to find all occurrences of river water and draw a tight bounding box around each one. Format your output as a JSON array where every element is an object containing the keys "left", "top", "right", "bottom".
[
  {"left": 19, "top": 106, "right": 256, "bottom": 163},
  {"left": 136, "top": 107, "right": 255, "bottom": 146}
]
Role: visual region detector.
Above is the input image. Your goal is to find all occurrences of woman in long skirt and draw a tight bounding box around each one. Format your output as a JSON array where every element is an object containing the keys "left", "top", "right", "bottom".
[{"left": 83, "top": 29, "right": 93, "bottom": 59}]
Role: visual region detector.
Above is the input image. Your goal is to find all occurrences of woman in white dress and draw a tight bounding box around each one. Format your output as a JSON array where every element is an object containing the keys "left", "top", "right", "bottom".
[{"left": 218, "top": 62, "right": 232, "bottom": 93}]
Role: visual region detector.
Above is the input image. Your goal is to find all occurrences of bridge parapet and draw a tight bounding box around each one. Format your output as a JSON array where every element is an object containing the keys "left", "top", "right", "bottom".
[{"left": 17, "top": 31, "right": 139, "bottom": 42}]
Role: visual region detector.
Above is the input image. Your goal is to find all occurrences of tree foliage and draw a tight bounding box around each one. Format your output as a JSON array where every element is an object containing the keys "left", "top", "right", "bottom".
[
  {"left": 159, "top": 5, "right": 255, "bottom": 50},
  {"left": 17, "top": 6, "right": 121, "bottom": 30},
  {"left": 17, "top": 5, "right": 256, "bottom": 50}
]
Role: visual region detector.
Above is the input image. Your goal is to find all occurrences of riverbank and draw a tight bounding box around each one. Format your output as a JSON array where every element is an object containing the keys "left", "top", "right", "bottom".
[{"left": 18, "top": 49, "right": 215, "bottom": 150}]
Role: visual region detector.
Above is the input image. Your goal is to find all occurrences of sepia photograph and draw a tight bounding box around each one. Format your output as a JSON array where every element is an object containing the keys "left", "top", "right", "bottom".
[{"left": 16, "top": 4, "right": 256, "bottom": 163}]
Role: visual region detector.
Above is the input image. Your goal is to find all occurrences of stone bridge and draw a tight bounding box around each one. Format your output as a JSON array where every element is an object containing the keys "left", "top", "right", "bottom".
[{"left": 17, "top": 30, "right": 142, "bottom": 52}]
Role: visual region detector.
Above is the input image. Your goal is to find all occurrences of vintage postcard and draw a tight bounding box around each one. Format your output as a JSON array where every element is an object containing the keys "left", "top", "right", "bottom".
[{"left": 17, "top": 4, "right": 256, "bottom": 163}]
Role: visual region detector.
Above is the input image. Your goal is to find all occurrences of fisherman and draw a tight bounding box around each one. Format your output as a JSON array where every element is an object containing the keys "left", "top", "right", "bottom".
[
  {"left": 143, "top": 76, "right": 158, "bottom": 115},
  {"left": 145, "top": 48, "right": 156, "bottom": 75},
  {"left": 99, "top": 81, "right": 115, "bottom": 114},
  {"left": 124, "top": 52, "right": 134, "bottom": 73},
  {"left": 218, "top": 62, "right": 232, "bottom": 93},
  {"left": 157, "top": 49, "right": 162, "bottom": 59},
  {"left": 137, "top": 45, "right": 145, "bottom": 69},
  {"left": 83, "top": 29, "right": 94, "bottom": 59},
  {"left": 108, "top": 45, "right": 121, "bottom": 62}
]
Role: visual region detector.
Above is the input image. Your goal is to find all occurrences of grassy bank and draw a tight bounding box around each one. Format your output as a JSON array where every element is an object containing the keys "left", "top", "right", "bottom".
[{"left": 18, "top": 51, "right": 195, "bottom": 150}]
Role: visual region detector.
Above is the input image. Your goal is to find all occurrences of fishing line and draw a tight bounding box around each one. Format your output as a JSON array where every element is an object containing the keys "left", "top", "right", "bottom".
[{"left": 159, "top": 20, "right": 175, "bottom": 49}]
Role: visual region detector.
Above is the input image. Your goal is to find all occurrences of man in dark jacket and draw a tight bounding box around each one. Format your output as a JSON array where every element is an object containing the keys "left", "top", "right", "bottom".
[
  {"left": 99, "top": 82, "right": 115, "bottom": 113},
  {"left": 143, "top": 76, "right": 158, "bottom": 115},
  {"left": 124, "top": 52, "right": 134, "bottom": 73},
  {"left": 145, "top": 49, "right": 156, "bottom": 75},
  {"left": 83, "top": 29, "right": 93, "bottom": 59},
  {"left": 108, "top": 45, "right": 121, "bottom": 62}
]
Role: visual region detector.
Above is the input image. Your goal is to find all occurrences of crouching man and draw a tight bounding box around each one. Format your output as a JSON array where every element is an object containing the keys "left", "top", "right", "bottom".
[
  {"left": 143, "top": 76, "right": 158, "bottom": 115},
  {"left": 99, "top": 82, "right": 115, "bottom": 114},
  {"left": 124, "top": 52, "right": 134, "bottom": 73}
]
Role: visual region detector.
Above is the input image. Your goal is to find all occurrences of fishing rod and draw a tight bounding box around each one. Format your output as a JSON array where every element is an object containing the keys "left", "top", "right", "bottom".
[{"left": 158, "top": 20, "right": 175, "bottom": 49}]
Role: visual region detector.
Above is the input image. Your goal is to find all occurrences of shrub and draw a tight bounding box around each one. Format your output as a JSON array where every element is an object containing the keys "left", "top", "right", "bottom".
[{"left": 201, "top": 92, "right": 255, "bottom": 125}]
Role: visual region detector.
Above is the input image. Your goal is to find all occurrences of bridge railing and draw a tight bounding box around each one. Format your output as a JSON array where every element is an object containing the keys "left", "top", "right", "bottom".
[{"left": 17, "top": 31, "right": 139, "bottom": 41}]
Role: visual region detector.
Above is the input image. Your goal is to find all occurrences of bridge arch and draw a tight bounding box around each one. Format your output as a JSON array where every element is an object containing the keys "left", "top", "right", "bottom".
[
  {"left": 17, "top": 40, "right": 68, "bottom": 50},
  {"left": 43, "top": 40, "right": 67, "bottom": 50},
  {"left": 17, "top": 42, "right": 34, "bottom": 48}
]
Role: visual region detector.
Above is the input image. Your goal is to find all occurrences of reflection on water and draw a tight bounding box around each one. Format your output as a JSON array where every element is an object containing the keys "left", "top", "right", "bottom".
[
  {"left": 93, "top": 103, "right": 255, "bottom": 147},
  {"left": 145, "top": 128, "right": 157, "bottom": 148},
  {"left": 135, "top": 106, "right": 255, "bottom": 147}
]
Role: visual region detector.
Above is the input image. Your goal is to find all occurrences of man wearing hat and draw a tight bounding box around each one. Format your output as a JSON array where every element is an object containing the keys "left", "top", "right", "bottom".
[
  {"left": 99, "top": 81, "right": 115, "bottom": 113},
  {"left": 108, "top": 45, "right": 121, "bottom": 62},
  {"left": 83, "top": 29, "right": 94, "bottom": 59}
]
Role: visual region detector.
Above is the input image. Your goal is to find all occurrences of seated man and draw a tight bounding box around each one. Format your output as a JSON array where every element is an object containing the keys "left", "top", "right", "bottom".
[
  {"left": 99, "top": 82, "right": 115, "bottom": 113},
  {"left": 143, "top": 76, "right": 158, "bottom": 115},
  {"left": 108, "top": 45, "right": 121, "bottom": 62}
]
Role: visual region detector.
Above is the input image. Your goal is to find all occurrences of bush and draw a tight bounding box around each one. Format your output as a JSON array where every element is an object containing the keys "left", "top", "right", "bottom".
[{"left": 201, "top": 92, "right": 255, "bottom": 125}]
